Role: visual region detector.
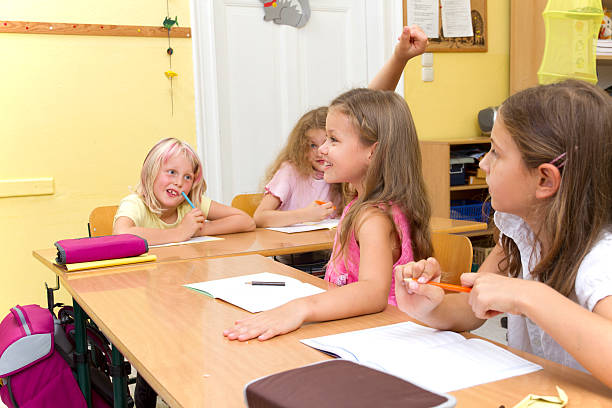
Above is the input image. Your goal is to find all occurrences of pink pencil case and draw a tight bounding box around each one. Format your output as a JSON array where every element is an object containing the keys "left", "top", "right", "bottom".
[{"left": 54, "top": 234, "right": 149, "bottom": 265}]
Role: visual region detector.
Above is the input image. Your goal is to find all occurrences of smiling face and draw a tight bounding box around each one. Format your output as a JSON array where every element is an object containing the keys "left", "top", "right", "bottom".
[
  {"left": 152, "top": 152, "right": 195, "bottom": 213},
  {"left": 319, "top": 109, "right": 374, "bottom": 194},
  {"left": 306, "top": 128, "right": 327, "bottom": 176},
  {"left": 479, "top": 116, "right": 539, "bottom": 219}
]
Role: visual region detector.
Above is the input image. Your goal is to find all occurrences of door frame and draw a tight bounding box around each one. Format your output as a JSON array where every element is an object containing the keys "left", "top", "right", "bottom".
[{"left": 190, "top": 0, "right": 403, "bottom": 201}]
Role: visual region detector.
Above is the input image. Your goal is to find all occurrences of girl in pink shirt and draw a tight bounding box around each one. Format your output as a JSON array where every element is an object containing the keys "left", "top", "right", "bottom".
[
  {"left": 254, "top": 106, "right": 343, "bottom": 227},
  {"left": 224, "top": 88, "right": 433, "bottom": 341}
]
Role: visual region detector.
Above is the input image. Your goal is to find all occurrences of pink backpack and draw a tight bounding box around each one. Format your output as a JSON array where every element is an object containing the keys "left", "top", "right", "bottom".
[{"left": 0, "top": 305, "right": 86, "bottom": 408}]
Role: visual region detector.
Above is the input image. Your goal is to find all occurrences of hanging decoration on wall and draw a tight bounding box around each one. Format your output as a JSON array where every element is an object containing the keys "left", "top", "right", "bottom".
[
  {"left": 163, "top": 5, "right": 180, "bottom": 116},
  {"left": 260, "top": 0, "right": 311, "bottom": 28}
]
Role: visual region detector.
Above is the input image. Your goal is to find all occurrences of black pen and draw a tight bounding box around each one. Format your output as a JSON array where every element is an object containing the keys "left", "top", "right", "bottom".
[{"left": 244, "top": 281, "right": 286, "bottom": 286}]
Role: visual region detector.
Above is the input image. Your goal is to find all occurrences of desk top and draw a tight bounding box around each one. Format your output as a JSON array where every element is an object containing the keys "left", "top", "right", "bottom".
[
  {"left": 61, "top": 255, "right": 611, "bottom": 408},
  {"left": 33, "top": 217, "right": 486, "bottom": 279}
]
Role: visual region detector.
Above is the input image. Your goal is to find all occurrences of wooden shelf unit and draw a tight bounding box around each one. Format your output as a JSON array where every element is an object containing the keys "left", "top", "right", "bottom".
[{"left": 420, "top": 137, "right": 491, "bottom": 221}]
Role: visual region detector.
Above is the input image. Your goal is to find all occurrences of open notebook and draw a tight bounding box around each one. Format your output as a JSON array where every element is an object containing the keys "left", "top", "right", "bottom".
[
  {"left": 301, "top": 321, "right": 542, "bottom": 393},
  {"left": 266, "top": 219, "right": 339, "bottom": 234},
  {"left": 184, "top": 272, "right": 325, "bottom": 313}
]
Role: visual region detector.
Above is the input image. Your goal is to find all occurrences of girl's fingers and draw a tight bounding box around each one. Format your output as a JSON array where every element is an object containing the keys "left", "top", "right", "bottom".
[{"left": 460, "top": 272, "right": 477, "bottom": 287}]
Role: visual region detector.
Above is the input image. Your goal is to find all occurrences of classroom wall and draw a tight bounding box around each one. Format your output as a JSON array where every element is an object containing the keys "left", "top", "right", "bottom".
[
  {"left": 405, "top": 0, "right": 510, "bottom": 140},
  {"left": 0, "top": 1, "right": 195, "bottom": 313}
]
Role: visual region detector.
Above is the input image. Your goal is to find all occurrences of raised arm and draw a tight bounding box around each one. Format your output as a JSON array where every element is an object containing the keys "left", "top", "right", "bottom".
[{"left": 368, "top": 25, "right": 428, "bottom": 91}]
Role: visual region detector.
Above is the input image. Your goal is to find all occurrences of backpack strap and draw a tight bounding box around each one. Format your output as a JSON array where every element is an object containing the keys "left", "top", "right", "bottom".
[
  {"left": 6, "top": 376, "right": 20, "bottom": 408},
  {"left": 10, "top": 306, "right": 31, "bottom": 336}
]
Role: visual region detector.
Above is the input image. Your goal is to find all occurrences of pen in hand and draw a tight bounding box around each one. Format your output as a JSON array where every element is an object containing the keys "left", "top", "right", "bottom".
[
  {"left": 403, "top": 278, "right": 471, "bottom": 293},
  {"left": 181, "top": 191, "right": 196, "bottom": 209},
  {"left": 244, "top": 281, "right": 286, "bottom": 286},
  {"left": 315, "top": 200, "right": 337, "bottom": 210}
]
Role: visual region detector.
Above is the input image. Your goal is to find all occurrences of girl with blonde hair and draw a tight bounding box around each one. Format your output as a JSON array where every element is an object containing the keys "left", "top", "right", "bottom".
[{"left": 114, "top": 137, "right": 255, "bottom": 245}]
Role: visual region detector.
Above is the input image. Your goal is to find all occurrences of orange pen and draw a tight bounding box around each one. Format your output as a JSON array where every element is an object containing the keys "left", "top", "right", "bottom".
[
  {"left": 404, "top": 278, "right": 471, "bottom": 293},
  {"left": 315, "top": 200, "right": 337, "bottom": 210}
]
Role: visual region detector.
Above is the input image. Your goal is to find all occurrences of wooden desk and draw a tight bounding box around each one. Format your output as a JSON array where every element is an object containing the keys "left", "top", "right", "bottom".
[
  {"left": 33, "top": 217, "right": 486, "bottom": 279},
  {"left": 58, "top": 255, "right": 612, "bottom": 407}
]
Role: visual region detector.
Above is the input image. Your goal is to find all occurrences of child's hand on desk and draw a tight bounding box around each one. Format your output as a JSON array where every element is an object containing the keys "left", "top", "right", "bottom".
[
  {"left": 461, "top": 273, "right": 537, "bottom": 319},
  {"left": 223, "top": 301, "right": 308, "bottom": 341},
  {"left": 303, "top": 201, "right": 334, "bottom": 222},
  {"left": 179, "top": 208, "right": 205, "bottom": 239},
  {"left": 394, "top": 258, "right": 445, "bottom": 320}
]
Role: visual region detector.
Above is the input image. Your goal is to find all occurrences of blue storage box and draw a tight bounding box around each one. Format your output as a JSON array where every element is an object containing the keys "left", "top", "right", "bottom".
[{"left": 450, "top": 200, "right": 491, "bottom": 223}]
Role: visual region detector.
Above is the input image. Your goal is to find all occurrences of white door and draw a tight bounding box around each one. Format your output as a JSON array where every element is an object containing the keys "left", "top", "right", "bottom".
[{"left": 191, "top": 0, "right": 402, "bottom": 203}]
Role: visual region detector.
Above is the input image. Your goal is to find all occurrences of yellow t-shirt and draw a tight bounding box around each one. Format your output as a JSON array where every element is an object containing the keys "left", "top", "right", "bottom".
[{"left": 114, "top": 193, "right": 212, "bottom": 229}]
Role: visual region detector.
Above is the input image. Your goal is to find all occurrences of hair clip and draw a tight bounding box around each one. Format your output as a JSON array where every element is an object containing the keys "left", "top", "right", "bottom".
[{"left": 549, "top": 152, "right": 567, "bottom": 168}]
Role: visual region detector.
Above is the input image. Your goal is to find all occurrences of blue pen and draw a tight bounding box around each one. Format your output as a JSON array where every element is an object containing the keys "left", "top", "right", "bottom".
[{"left": 181, "top": 191, "right": 196, "bottom": 209}]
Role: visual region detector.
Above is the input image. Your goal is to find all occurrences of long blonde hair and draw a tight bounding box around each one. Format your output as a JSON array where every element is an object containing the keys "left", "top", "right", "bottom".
[
  {"left": 136, "top": 138, "right": 206, "bottom": 215},
  {"left": 498, "top": 79, "right": 612, "bottom": 296},
  {"left": 263, "top": 107, "right": 344, "bottom": 211},
  {"left": 331, "top": 88, "right": 433, "bottom": 263}
]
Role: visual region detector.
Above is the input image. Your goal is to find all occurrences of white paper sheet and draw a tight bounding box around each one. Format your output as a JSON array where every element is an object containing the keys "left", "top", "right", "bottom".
[
  {"left": 266, "top": 219, "right": 339, "bottom": 234},
  {"left": 441, "top": 0, "right": 473, "bottom": 38},
  {"left": 149, "top": 235, "right": 224, "bottom": 248},
  {"left": 184, "top": 272, "right": 325, "bottom": 313},
  {"left": 406, "top": 0, "right": 439, "bottom": 39},
  {"left": 301, "top": 322, "right": 542, "bottom": 393}
]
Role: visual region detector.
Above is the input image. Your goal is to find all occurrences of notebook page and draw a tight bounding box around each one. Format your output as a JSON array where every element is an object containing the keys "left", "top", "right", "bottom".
[
  {"left": 301, "top": 322, "right": 541, "bottom": 392},
  {"left": 184, "top": 272, "right": 325, "bottom": 313},
  {"left": 150, "top": 235, "right": 224, "bottom": 248},
  {"left": 266, "top": 219, "right": 339, "bottom": 233}
]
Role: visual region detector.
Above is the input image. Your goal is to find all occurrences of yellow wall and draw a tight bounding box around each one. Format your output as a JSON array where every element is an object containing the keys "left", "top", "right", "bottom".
[
  {"left": 406, "top": 0, "right": 510, "bottom": 140},
  {"left": 0, "top": 1, "right": 512, "bottom": 315},
  {"left": 0, "top": 1, "right": 195, "bottom": 313}
]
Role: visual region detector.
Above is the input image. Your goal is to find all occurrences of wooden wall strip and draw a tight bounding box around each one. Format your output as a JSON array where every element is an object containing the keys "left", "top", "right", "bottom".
[{"left": 0, "top": 20, "right": 191, "bottom": 38}]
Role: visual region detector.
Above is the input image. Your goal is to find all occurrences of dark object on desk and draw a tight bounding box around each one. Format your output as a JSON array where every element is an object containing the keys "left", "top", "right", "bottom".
[
  {"left": 245, "top": 281, "right": 286, "bottom": 286},
  {"left": 478, "top": 106, "right": 498, "bottom": 135},
  {"left": 244, "top": 359, "right": 456, "bottom": 408},
  {"left": 54, "top": 234, "right": 148, "bottom": 264}
]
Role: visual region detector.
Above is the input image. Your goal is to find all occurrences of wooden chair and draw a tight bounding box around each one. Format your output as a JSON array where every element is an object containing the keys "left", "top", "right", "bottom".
[
  {"left": 88, "top": 205, "right": 119, "bottom": 237},
  {"left": 231, "top": 193, "right": 263, "bottom": 217},
  {"left": 431, "top": 232, "right": 473, "bottom": 285}
]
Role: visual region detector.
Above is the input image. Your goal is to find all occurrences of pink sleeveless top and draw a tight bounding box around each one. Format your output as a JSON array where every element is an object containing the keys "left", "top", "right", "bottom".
[{"left": 324, "top": 199, "right": 414, "bottom": 306}]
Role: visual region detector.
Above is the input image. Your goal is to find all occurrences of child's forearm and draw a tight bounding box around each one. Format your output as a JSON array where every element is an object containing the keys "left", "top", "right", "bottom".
[
  {"left": 199, "top": 213, "right": 255, "bottom": 235},
  {"left": 368, "top": 52, "right": 411, "bottom": 91},
  {"left": 253, "top": 208, "right": 314, "bottom": 228},
  {"left": 301, "top": 281, "right": 390, "bottom": 323},
  {"left": 416, "top": 293, "right": 486, "bottom": 332},
  {"left": 520, "top": 283, "right": 612, "bottom": 387},
  {"left": 118, "top": 226, "right": 188, "bottom": 246}
]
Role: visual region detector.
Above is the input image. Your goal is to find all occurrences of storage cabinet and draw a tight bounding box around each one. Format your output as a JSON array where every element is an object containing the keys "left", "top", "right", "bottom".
[{"left": 420, "top": 138, "right": 492, "bottom": 237}]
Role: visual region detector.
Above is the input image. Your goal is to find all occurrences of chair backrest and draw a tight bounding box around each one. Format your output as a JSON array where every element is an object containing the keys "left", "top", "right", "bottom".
[
  {"left": 88, "top": 206, "right": 119, "bottom": 237},
  {"left": 231, "top": 193, "right": 263, "bottom": 217},
  {"left": 431, "top": 232, "right": 473, "bottom": 285}
]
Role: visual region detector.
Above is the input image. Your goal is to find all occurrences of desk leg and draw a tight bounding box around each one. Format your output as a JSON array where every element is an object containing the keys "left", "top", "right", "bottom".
[
  {"left": 73, "top": 301, "right": 92, "bottom": 408},
  {"left": 111, "top": 345, "right": 130, "bottom": 408}
]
